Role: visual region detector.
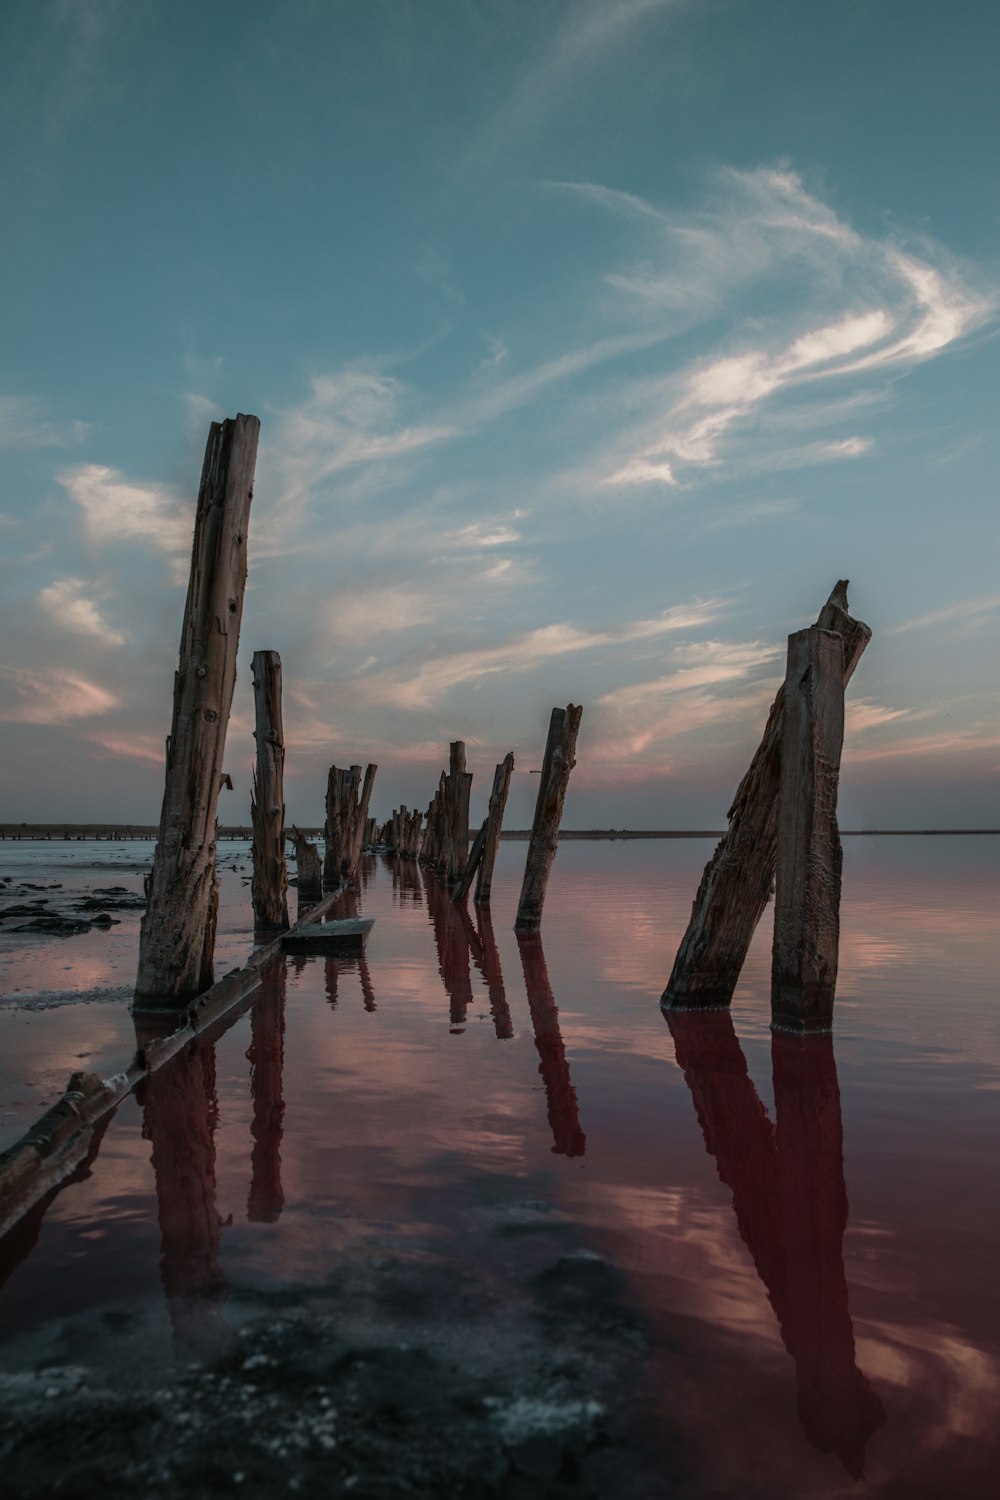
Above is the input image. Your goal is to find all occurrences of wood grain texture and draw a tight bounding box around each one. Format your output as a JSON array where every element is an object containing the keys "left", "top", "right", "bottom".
[
  {"left": 515, "top": 705, "right": 582, "bottom": 931},
  {"left": 250, "top": 650, "right": 288, "bottom": 931},
  {"left": 136, "top": 414, "right": 259, "bottom": 1001},
  {"left": 475, "top": 752, "right": 515, "bottom": 905},
  {"left": 770, "top": 628, "right": 846, "bottom": 1032}
]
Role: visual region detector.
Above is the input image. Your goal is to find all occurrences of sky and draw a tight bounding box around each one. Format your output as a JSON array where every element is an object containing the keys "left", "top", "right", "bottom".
[{"left": 1, "top": 0, "right": 998, "bottom": 831}]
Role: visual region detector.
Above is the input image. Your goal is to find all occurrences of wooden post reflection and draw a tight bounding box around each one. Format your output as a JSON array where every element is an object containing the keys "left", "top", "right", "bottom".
[
  {"left": 246, "top": 961, "right": 286, "bottom": 1224},
  {"left": 667, "top": 1012, "right": 885, "bottom": 1476},
  {"left": 138, "top": 1037, "right": 229, "bottom": 1358},
  {"left": 460, "top": 903, "right": 514, "bottom": 1040},
  {"left": 516, "top": 932, "right": 586, "bottom": 1158},
  {"left": 427, "top": 875, "right": 474, "bottom": 1030}
]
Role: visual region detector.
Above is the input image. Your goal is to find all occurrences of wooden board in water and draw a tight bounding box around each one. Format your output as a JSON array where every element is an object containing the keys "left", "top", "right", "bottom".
[{"left": 283, "top": 917, "right": 375, "bottom": 952}]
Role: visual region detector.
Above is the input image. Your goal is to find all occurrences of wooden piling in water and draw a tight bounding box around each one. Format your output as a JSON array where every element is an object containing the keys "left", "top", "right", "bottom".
[
  {"left": 476, "top": 751, "right": 514, "bottom": 905},
  {"left": 289, "top": 826, "right": 322, "bottom": 901},
  {"left": 515, "top": 706, "right": 582, "bottom": 931},
  {"left": 661, "top": 582, "right": 870, "bottom": 1011},
  {"left": 136, "top": 413, "right": 259, "bottom": 1004},
  {"left": 770, "top": 628, "right": 846, "bottom": 1032},
  {"left": 447, "top": 741, "right": 472, "bottom": 884},
  {"left": 250, "top": 650, "right": 288, "bottom": 931}
]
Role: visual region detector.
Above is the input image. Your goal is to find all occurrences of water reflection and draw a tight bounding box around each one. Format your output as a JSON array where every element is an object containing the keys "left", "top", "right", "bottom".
[
  {"left": 517, "top": 932, "right": 586, "bottom": 1159},
  {"left": 460, "top": 903, "right": 514, "bottom": 1040},
  {"left": 137, "top": 1040, "right": 229, "bottom": 1359},
  {"left": 426, "top": 875, "right": 474, "bottom": 1030},
  {"left": 667, "top": 1011, "right": 885, "bottom": 1476},
  {"left": 0, "top": 1115, "right": 112, "bottom": 1296},
  {"left": 323, "top": 953, "right": 377, "bottom": 1013},
  {"left": 390, "top": 853, "right": 424, "bottom": 905},
  {"left": 246, "top": 965, "right": 286, "bottom": 1224}
]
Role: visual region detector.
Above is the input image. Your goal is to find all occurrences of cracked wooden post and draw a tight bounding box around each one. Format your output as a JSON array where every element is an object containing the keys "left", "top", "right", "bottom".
[
  {"left": 771, "top": 628, "right": 846, "bottom": 1032},
  {"left": 289, "top": 826, "right": 322, "bottom": 902},
  {"left": 345, "top": 764, "right": 376, "bottom": 882},
  {"left": 250, "top": 650, "right": 288, "bottom": 931},
  {"left": 136, "top": 413, "right": 259, "bottom": 1004},
  {"left": 515, "top": 706, "right": 582, "bottom": 932},
  {"left": 447, "top": 741, "right": 472, "bottom": 884},
  {"left": 476, "top": 751, "right": 514, "bottom": 905},
  {"left": 662, "top": 582, "right": 870, "bottom": 1011}
]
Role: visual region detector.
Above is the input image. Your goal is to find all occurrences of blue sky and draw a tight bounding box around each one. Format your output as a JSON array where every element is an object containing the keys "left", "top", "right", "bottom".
[{"left": 1, "top": 0, "right": 997, "bottom": 829}]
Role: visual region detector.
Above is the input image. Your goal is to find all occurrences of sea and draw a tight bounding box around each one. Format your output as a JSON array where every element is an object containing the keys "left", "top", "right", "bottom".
[{"left": 0, "top": 834, "right": 997, "bottom": 1497}]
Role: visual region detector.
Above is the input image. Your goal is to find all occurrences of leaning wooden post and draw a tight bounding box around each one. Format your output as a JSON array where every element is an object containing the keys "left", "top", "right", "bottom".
[
  {"left": 771, "top": 628, "right": 846, "bottom": 1032},
  {"left": 136, "top": 414, "right": 259, "bottom": 1003},
  {"left": 250, "top": 650, "right": 288, "bottom": 931},
  {"left": 289, "top": 826, "right": 322, "bottom": 902},
  {"left": 662, "top": 582, "right": 870, "bottom": 1011},
  {"left": 515, "top": 706, "right": 582, "bottom": 931},
  {"left": 476, "top": 751, "right": 514, "bottom": 905}
]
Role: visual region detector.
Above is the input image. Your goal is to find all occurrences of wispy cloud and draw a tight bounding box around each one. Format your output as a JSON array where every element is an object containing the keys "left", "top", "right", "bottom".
[
  {"left": 888, "top": 594, "right": 1000, "bottom": 635},
  {"left": 0, "top": 666, "right": 118, "bottom": 725},
  {"left": 36, "top": 577, "right": 124, "bottom": 646},
  {"left": 0, "top": 394, "right": 88, "bottom": 450},
  {"left": 57, "top": 463, "right": 194, "bottom": 581},
  {"left": 86, "top": 730, "right": 165, "bottom": 767}
]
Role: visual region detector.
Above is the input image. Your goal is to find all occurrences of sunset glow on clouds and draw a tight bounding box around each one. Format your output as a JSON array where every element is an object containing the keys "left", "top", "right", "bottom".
[{"left": 0, "top": 1, "right": 996, "bottom": 825}]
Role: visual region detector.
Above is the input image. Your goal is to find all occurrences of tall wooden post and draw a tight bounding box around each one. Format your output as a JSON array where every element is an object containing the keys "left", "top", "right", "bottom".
[
  {"left": 662, "top": 583, "right": 870, "bottom": 1011},
  {"left": 476, "top": 751, "right": 514, "bottom": 905},
  {"left": 345, "top": 764, "right": 376, "bottom": 880},
  {"left": 515, "top": 705, "right": 582, "bottom": 931},
  {"left": 771, "top": 628, "right": 846, "bottom": 1032},
  {"left": 250, "top": 650, "right": 288, "bottom": 931},
  {"left": 446, "top": 741, "right": 472, "bottom": 884},
  {"left": 136, "top": 414, "right": 259, "bottom": 1003}
]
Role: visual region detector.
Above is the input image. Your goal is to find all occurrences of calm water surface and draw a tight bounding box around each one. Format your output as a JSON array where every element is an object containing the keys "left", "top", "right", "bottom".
[{"left": 0, "top": 836, "right": 997, "bottom": 1497}]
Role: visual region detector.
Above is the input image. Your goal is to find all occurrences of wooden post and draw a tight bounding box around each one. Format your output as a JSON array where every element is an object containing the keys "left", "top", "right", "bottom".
[
  {"left": 476, "top": 751, "right": 514, "bottom": 905},
  {"left": 289, "top": 827, "right": 322, "bottom": 902},
  {"left": 771, "top": 628, "right": 846, "bottom": 1032},
  {"left": 323, "top": 765, "right": 343, "bottom": 889},
  {"left": 446, "top": 741, "right": 472, "bottom": 884},
  {"left": 250, "top": 650, "right": 288, "bottom": 931},
  {"left": 662, "top": 582, "right": 870, "bottom": 1011},
  {"left": 345, "top": 763, "right": 376, "bottom": 881},
  {"left": 452, "top": 819, "right": 488, "bottom": 904},
  {"left": 515, "top": 705, "right": 582, "bottom": 931},
  {"left": 136, "top": 414, "right": 259, "bottom": 1003}
]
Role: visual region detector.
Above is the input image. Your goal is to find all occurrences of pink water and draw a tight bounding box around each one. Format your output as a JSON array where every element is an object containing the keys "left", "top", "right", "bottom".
[{"left": 1, "top": 836, "right": 997, "bottom": 1497}]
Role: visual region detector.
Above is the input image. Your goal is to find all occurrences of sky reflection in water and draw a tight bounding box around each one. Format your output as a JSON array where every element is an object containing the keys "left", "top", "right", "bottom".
[{"left": 0, "top": 835, "right": 997, "bottom": 1496}]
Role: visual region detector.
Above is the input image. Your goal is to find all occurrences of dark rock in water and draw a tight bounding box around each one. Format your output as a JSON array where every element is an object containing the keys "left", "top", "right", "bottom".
[
  {"left": 19, "top": 883, "right": 52, "bottom": 891},
  {"left": 93, "top": 886, "right": 131, "bottom": 895},
  {"left": 0, "top": 904, "right": 51, "bottom": 918},
  {"left": 88, "top": 912, "right": 121, "bottom": 929},
  {"left": 72, "top": 895, "right": 145, "bottom": 911},
  {"left": 11, "top": 915, "right": 93, "bottom": 936}
]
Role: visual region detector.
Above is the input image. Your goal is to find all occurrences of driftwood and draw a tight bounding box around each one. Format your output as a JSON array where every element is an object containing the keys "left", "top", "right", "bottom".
[
  {"left": 476, "top": 752, "right": 514, "bottom": 904},
  {"left": 662, "top": 582, "right": 870, "bottom": 1011},
  {"left": 250, "top": 650, "right": 288, "bottom": 931},
  {"left": 289, "top": 826, "right": 322, "bottom": 901},
  {"left": 771, "top": 628, "right": 846, "bottom": 1032},
  {"left": 136, "top": 414, "right": 259, "bottom": 1003},
  {"left": 515, "top": 706, "right": 582, "bottom": 931}
]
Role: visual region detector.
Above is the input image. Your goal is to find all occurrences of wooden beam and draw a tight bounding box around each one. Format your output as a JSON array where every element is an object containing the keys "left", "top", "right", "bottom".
[
  {"left": 250, "top": 650, "right": 288, "bottom": 931},
  {"left": 136, "top": 414, "right": 259, "bottom": 1002},
  {"left": 475, "top": 751, "right": 514, "bottom": 905},
  {"left": 661, "top": 582, "right": 870, "bottom": 1011},
  {"left": 771, "top": 627, "right": 846, "bottom": 1032},
  {"left": 515, "top": 706, "right": 582, "bottom": 931}
]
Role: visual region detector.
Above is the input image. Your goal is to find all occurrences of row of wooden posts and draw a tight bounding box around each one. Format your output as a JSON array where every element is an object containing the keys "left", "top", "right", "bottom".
[{"left": 135, "top": 413, "right": 869, "bottom": 1036}]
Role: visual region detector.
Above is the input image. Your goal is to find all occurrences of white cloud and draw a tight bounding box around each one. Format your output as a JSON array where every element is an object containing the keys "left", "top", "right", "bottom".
[
  {"left": 36, "top": 577, "right": 124, "bottom": 646},
  {"left": 58, "top": 463, "right": 194, "bottom": 580},
  {"left": 0, "top": 666, "right": 118, "bottom": 725}
]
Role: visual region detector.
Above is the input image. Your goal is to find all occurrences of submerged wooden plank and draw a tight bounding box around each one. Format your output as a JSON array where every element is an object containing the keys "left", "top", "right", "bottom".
[{"left": 283, "top": 917, "right": 375, "bottom": 951}]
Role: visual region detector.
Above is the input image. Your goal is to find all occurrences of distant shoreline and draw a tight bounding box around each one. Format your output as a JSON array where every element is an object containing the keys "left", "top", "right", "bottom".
[{"left": 1, "top": 823, "right": 997, "bottom": 841}]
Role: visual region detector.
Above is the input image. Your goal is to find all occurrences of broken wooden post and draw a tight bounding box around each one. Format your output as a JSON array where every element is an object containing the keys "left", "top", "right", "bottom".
[
  {"left": 662, "top": 582, "right": 870, "bottom": 1011},
  {"left": 345, "top": 764, "right": 376, "bottom": 881},
  {"left": 446, "top": 741, "right": 472, "bottom": 884},
  {"left": 476, "top": 751, "right": 514, "bottom": 905},
  {"left": 452, "top": 818, "right": 488, "bottom": 904},
  {"left": 250, "top": 650, "right": 288, "bottom": 931},
  {"left": 771, "top": 628, "right": 846, "bottom": 1032},
  {"left": 515, "top": 706, "right": 582, "bottom": 931},
  {"left": 289, "top": 826, "right": 322, "bottom": 902},
  {"left": 136, "top": 414, "right": 259, "bottom": 1004},
  {"left": 323, "top": 765, "right": 345, "bottom": 889}
]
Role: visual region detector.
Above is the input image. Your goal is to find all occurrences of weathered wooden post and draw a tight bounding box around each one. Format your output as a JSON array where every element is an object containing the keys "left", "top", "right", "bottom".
[
  {"left": 662, "top": 583, "right": 870, "bottom": 1011},
  {"left": 770, "top": 628, "right": 846, "bottom": 1031},
  {"left": 136, "top": 414, "right": 259, "bottom": 1003},
  {"left": 476, "top": 751, "right": 514, "bottom": 905},
  {"left": 250, "top": 650, "right": 288, "bottom": 931},
  {"left": 289, "top": 826, "right": 322, "bottom": 902},
  {"left": 515, "top": 706, "right": 582, "bottom": 931},
  {"left": 345, "top": 764, "right": 376, "bottom": 880},
  {"left": 446, "top": 741, "right": 472, "bottom": 884}
]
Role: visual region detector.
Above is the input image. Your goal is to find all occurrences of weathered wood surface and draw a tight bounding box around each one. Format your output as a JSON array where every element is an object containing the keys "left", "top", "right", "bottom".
[
  {"left": 661, "top": 582, "right": 870, "bottom": 1011},
  {"left": 136, "top": 414, "right": 259, "bottom": 1003},
  {"left": 515, "top": 705, "right": 582, "bottom": 931},
  {"left": 346, "top": 763, "right": 377, "bottom": 879},
  {"left": 770, "top": 628, "right": 846, "bottom": 1032},
  {"left": 476, "top": 751, "right": 514, "bottom": 905},
  {"left": 283, "top": 916, "right": 375, "bottom": 951},
  {"left": 446, "top": 741, "right": 472, "bottom": 884},
  {"left": 250, "top": 650, "right": 288, "bottom": 931},
  {"left": 289, "top": 825, "right": 322, "bottom": 901},
  {"left": 452, "top": 818, "right": 488, "bottom": 904}
]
